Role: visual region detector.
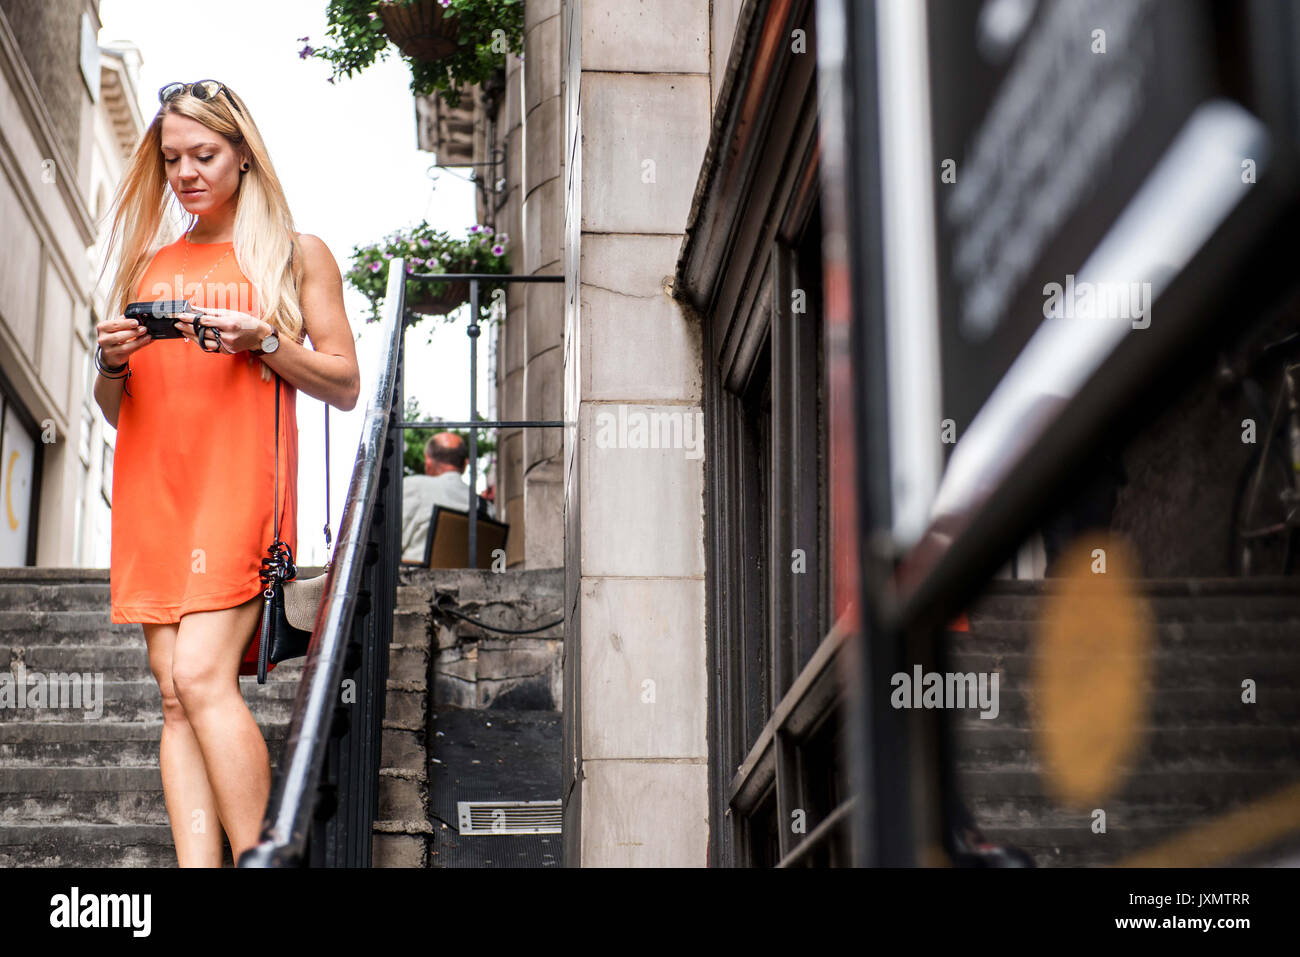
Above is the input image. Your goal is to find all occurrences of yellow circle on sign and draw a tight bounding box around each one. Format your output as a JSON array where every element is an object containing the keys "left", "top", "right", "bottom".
[{"left": 1033, "top": 533, "right": 1152, "bottom": 809}]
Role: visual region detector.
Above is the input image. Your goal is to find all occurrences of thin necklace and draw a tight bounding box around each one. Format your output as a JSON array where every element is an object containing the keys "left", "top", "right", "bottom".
[{"left": 180, "top": 230, "right": 233, "bottom": 299}]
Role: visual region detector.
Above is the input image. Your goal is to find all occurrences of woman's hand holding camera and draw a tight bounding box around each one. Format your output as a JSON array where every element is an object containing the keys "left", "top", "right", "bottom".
[
  {"left": 173, "top": 307, "right": 270, "bottom": 354},
  {"left": 97, "top": 316, "right": 153, "bottom": 370}
]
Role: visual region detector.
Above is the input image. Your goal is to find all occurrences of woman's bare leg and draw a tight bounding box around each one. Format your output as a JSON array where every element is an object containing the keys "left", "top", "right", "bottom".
[
  {"left": 170, "top": 592, "right": 270, "bottom": 863},
  {"left": 143, "top": 621, "right": 223, "bottom": 867}
]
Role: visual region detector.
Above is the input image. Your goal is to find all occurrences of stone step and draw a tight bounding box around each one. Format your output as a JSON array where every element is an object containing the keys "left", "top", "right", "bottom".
[
  {"left": 0, "top": 609, "right": 161, "bottom": 646},
  {"left": 0, "top": 766, "right": 185, "bottom": 825},
  {"left": 941, "top": 688, "right": 1299, "bottom": 724},
  {"left": 0, "top": 608, "right": 343, "bottom": 644},
  {"left": 0, "top": 643, "right": 307, "bottom": 681},
  {"left": 964, "top": 795, "right": 1234, "bottom": 828},
  {"left": 0, "top": 678, "right": 298, "bottom": 725},
  {"left": 952, "top": 619, "right": 1300, "bottom": 652},
  {"left": 948, "top": 646, "right": 1300, "bottom": 667},
  {"left": 944, "top": 651, "right": 1300, "bottom": 689},
  {"left": 0, "top": 824, "right": 235, "bottom": 868},
  {"left": 957, "top": 767, "right": 1297, "bottom": 809},
  {"left": 0, "top": 582, "right": 112, "bottom": 611},
  {"left": 972, "top": 824, "right": 1271, "bottom": 867},
  {"left": 0, "top": 569, "right": 110, "bottom": 583},
  {"left": 0, "top": 764, "right": 301, "bottom": 826},
  {"left": 951, "top": 725, "right": 1300, "bottom": 767},
  {"left": 0, "top": 719, "right": 290, "bottom": 767},
  {"left": 968, "top": 590, "right": 1300, "bottom": 624},
  {"left": 954, "top": 752, "right": 1300, "bottom": 776},
  {"left": 963, "top": 795, "right": 1281, "bottom": 835}
]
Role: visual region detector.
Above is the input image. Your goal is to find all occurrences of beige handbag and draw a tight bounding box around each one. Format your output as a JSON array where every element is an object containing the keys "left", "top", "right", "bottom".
[
  {"left": 282, "top": 397, "right": 333, "bottom": 632},
  {"left": 255, "top": 373, "right": 332, "bottom": 683}
]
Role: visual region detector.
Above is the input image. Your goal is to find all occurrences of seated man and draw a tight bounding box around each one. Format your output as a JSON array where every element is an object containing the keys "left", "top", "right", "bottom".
[{"left": 400, "top": 431, "right": 494, "bottom": 563}]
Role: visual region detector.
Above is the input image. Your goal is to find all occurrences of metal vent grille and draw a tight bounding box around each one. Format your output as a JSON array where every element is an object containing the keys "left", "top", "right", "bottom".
[{"left": 457, "top": 800, "right": 563, "bottom": 835}]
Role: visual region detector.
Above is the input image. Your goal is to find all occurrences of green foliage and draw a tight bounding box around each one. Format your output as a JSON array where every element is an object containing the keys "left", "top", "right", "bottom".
[
  {"left": 402, "top": 394, "right": 497, "bottom": 477},
  {"left": 304, "top": 0, "right": 524, "bottom": 106},
  {"left": 346, "top": 221, "right": 510, "bottom": 325}
]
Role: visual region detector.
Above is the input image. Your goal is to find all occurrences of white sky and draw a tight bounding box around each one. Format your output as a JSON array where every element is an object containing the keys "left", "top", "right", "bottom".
[{"left": 98, "top": 0, "right": 494, "bottom": 566}]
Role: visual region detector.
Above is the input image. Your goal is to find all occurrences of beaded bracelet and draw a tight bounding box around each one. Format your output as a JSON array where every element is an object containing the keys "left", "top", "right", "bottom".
[{"left": 95, "top": 346, "right": 133, "bottom": 397}]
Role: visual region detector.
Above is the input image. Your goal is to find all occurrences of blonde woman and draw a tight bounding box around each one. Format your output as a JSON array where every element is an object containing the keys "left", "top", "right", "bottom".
[{"left": 93, "top": 79, "right": 360, "bottom": 866}]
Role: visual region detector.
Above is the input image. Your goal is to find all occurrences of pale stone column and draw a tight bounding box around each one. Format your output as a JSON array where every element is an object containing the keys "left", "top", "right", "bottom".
[
  {"left": 560, "top": 0, "right": 712, "bottom": 867},
  {"left": 490, "top": 51, "right": 526, "bottom": 566},
  {"left": 521, "top": 0, "right": 566, "bottom": 569}
]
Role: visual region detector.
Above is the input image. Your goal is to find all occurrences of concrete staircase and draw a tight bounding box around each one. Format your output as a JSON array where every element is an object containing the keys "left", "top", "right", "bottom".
[
  {"left": 951, "top": 579, "right": 1300, "bottom": 866},
  {"left": 0, "top": 568, "right": 299, "bottom": 867},
  {"left": 0, "top": 566, "right": 562, "bottom": 868}
]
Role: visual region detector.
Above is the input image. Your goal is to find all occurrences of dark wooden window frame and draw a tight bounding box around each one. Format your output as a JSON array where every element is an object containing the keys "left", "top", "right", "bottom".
[{"left": 677, "top": 0, "right": 854, "bottom": 866}]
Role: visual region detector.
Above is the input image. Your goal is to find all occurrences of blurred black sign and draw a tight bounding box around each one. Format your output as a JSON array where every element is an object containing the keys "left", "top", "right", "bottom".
[{"left": 927, "top": 0, "right": 1222, "bottom": 434}]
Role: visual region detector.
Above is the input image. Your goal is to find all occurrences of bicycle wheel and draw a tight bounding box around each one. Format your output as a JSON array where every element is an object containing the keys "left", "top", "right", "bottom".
[{"left": 1229, "top": 431, "right": 1299, "bottom": 575}]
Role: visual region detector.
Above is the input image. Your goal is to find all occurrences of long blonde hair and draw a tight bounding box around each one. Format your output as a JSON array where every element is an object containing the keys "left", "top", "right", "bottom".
[{"left": 98, "top": 81, "right": 303, "bottom": 383}]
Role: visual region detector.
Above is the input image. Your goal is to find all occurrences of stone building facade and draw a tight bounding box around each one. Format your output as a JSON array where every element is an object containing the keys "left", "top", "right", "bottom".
[
  {"left": 439, "top": 0, "right": 750, "bottom": 865},
  {"left": 0, "top": 0, "right": 143, "bottom": 568}
]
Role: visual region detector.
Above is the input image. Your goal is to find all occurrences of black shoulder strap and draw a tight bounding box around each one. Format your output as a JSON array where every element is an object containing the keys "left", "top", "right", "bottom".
[{"left": 280, "top": 235, "right": 333, "bottom": 559}]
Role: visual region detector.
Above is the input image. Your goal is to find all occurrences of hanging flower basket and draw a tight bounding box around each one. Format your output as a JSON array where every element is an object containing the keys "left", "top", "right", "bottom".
[
  {"left": 407, "top": 270, "right": 470, "bottom": 316},
  {"left": 347, "top": 221, "right": 510, "bottom": 327},
  {"left": 301, "top": 1, "right": 524, "bottom": 109},
  {"left": 376, "top": 0, "right": 461, "bottom": 62}
]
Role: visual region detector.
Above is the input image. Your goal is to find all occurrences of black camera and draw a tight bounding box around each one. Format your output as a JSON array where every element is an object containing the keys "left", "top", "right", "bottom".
[{"left": 124, "top": 299, "right": 199, "bottom": 339}]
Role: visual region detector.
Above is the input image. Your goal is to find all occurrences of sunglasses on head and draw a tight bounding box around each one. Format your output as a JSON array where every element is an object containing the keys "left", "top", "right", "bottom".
[{"left": 158, "top": 80, "right": 243, "bottom": 115}]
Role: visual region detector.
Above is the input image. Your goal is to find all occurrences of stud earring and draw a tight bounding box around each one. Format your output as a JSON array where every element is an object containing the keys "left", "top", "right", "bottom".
[{"left": 241, "top": 162, "right": 250, "bottom": 171}]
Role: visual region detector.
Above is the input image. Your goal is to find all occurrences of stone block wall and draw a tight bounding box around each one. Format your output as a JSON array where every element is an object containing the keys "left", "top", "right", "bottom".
[
  {"left": 373, "top": 565, "right": 564, "bottom": 866},
  {"left": 427, "top": 566, "right": 564, "bottom": 709},
  {"left": 559, "top": 0, "right": 717, "bottom": 867}
]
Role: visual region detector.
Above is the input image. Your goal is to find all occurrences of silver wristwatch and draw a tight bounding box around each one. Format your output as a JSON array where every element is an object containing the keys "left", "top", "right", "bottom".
[{"left": 257, "top": 329, "right": 280, "bottom": 354}]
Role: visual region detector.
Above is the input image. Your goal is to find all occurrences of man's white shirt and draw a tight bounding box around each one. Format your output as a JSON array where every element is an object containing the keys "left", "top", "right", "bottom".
[{"left": 401, "top": 471, "right": 488, "bottom": 562}]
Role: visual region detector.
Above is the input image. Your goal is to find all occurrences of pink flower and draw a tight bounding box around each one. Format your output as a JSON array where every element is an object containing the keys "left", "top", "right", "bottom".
[
  {"left": 369, "top": 261, "right": 382, "bottom": 272},
  {"left": 491, "top": 245, "right": 503, "bottom": 256},
  {"left": 299, "top": 45, "right": 314, "bottom": 59},
  {"left": 469, "top": 224, "right": 480, "bottom": 233},
  {"left": 419, "top": 238, "right": 431, "bottom": 247}
]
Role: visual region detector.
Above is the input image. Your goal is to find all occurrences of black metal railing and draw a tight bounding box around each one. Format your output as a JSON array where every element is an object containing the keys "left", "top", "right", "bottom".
[
  {"left": 240, "top": 260, "right": 407, "bottom": 867},
  {"left": 397, "top": 270, "right": 563, "bottom": 567},
  {"left": 240, "top": 260, "right": 563, "bottom": 866}
]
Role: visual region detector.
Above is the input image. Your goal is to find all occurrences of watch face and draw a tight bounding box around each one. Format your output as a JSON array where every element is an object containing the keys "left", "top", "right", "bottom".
[{"left": 262, "top": 333, "right": 279, "bottom": 353}]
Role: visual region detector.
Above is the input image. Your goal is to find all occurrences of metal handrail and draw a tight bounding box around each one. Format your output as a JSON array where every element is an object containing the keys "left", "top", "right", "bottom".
[
  {"left": 239, "top": 259, "right": 407, "bottom": 867},
  {"left": 240, "top": 261, "right": 564, "bottom": 865}
]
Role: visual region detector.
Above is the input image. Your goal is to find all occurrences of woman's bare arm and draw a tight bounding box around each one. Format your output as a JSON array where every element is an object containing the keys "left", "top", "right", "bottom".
[
  {"left": 93, "top": 313, "right": 154, "bottom": 429},
  {"left": 94, "top": 372, "right": 125, "bottom": 430},
  {"left": 257, "top": 234, "right": 361, "bottom": 410}
]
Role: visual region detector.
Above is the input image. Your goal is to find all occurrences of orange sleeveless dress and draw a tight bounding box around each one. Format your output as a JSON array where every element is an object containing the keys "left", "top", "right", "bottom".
[{"left": 109, "top": 237, "right": 297, "bottom": 676}]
